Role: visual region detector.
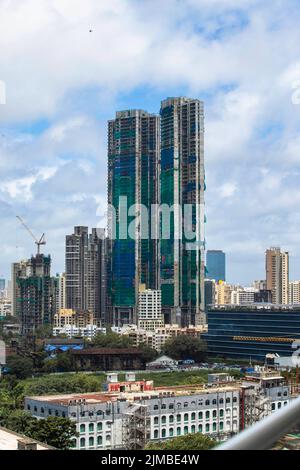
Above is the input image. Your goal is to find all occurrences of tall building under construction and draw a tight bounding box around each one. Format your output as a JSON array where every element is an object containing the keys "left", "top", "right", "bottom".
[
  {"left": 15, "top": 254, "right": 57, "bottom": 336},
  {"left": 160, "top": 97, "right": 206, "bottom": 326},
  {"left": 107, "top": 110, "right": 160, "bottom": 326}
]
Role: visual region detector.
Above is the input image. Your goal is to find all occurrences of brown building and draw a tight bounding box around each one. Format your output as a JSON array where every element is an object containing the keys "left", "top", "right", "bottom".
[
  {"left": 266, "top": 247, "right": 289, "bottom": 304},
  {"left": 71, "top": 348, "right": 145, "bottom": 371}
]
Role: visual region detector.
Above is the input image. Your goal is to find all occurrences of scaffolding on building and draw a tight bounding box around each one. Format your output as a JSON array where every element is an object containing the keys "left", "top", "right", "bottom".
[
  {"left": 121, "top": 403, "right": 150, "bottom": 450},
  {"left": 240, "top": 385, "right": 272, "bottom": 429}
]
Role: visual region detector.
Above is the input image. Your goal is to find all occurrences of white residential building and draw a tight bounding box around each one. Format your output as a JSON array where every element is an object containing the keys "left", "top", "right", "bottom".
[{"left": 138, "top": 288, "right": 164, "bottom": 331}]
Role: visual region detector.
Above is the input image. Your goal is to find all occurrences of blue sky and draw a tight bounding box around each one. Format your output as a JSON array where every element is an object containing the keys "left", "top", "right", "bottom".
[{"left": 1, "top": 0, "right": 300, "bottom": 284}]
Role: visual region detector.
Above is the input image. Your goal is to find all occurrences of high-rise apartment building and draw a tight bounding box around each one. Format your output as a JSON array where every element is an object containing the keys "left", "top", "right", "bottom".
[
  {"left": 138, "top": 286, "right": 164, "bottom": 331},
  {"left": 206, "top": 250, "right": 226, "bottom": 283},
  {"left": 289, "top": 281, "right": 300, "bottom": 304},
  {"left": 160, "top": 97, "right": 205, "bottom": 326},
  {"left": 107, "top": 110, "right": 160, "bottom": 326},
  {"left": 66, "top": 227, "right": 107, "bottom": 323},
  {"left": 266, "top": 247, "right": 289, "bottom": 304},
  {"left": 55, "top": 273, "right": 66, "bottom": 314},
  {"left": 16, "top": 254, "right": 57, "bottom": 336}
]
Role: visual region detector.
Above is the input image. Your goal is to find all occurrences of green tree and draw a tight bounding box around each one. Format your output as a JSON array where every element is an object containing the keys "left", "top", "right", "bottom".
[
  {"left": 145, "top": 433, "right": 216, "bottom": 450},
  {"left": 4, "top": 410, "right": 37, "bottom": 435},
  {"left": 138, "top": 343, "right": 158, "bottom": 363},
  {"left": 32, "top": 417, "right": 78, "bottom": 450},
  {"left": 162, "top": 336, "right": 207, "bottom": 362},
  {"left": 6, "top": 355, "right": 34, "bottom": 379}
]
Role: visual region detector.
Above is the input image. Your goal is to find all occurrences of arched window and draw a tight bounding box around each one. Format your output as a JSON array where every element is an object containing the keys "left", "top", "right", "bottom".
[
  {"left": 89, "top": 423, "right": 94, "bottom": 433},
  {"left": 162, "top": 429, "right": 166, "bottom": 438},
  {"left": 169, "top": 415, "right": 174, "bottom": 423},
  {"left": 226, "top": 397, "right": 231, "bottom": 404},
  {"left": 213, "top": 410, "right": 217, "bottom": 418},
  {"left": 184, "top": 426, "right": 189, "bottom": 435},
  {"left": 89, "top": 437, "right": 94, "bottom": 447},
  {"left": 176, "top": 427, "right": 181, "bottom": 436},
  {"left": 198, "top": 424, "right": 203, "bottom": 433},
  {"left": 80, "top": 424, "right": 85, "bottom": 433},
  {"left": 184, "top": 413, "right": 189, "bottom": 422},
  {"left": 205, "top": 423, "right": 210, "bottom": 433},
  {"left": 212, "top": 399, "right": 217, "bottom": 405},
  {"left": 220, "top": 422, "right": 224, "bottom": 431},
  {"left": 191, "top": 425, "right": 196, "bottom": 434},
  {"left": 220, "top": 409, "right": 224, "bottom": 417},
  {"left": 154, "top": 417, "right": 159, "bottom": 425},
  {"left": 97, "top": 436, "right": 102, "bottom": 446},
  {"left": 80, "top": 438, "right": 85, "bottom": 448},
  {"left": 162, "top": 416, "right": 167, "bottom": 424},
  {"left": 213, "top": 423, "right": 217, "bottom": 432},
  {"left": 219, "top": 398, "right": 224, "bottom": 404},
  {"left": 205, "top": 410, "right": 210, "bottom": 420},
  {"left": 154, "top": 430, "right": 159, "bottom": 439},
  {"left": 97, "top": 423, "right": 102, "bottom": 431},
  {"left": 169, "top": 428, "right": 174, "bottom": 437},
  {"left": 177, "top": 414, "right": 181, "bottom": 423},
  {"left": 191, "top": 412, "right": 196, "bottom": 421},
  {"left": 205, "top": 400, "right": 210, "bottom": 406},
  {"left": 198, "top": 411, "right": 203, "bottom": 420}
]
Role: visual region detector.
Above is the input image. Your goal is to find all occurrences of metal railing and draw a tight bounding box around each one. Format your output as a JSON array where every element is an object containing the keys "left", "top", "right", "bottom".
[{"left": 217, "top": 397, "right": 300, "bottom": 450}]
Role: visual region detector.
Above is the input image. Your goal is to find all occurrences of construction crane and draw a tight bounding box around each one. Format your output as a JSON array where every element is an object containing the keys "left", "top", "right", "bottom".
[{"left": 16, "top": 215, "right": 46, "bottom": 255}]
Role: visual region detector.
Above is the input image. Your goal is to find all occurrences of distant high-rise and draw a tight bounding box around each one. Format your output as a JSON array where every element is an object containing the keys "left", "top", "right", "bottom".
[
  {"left": 160, "top": 97, "right": 205, "bottom": 327},
  {"left": 206, "top": 250, "right": 226, "bottom": 283},
  {"left": 107, "top": 110, "right": 160, "bottom": 326},
  {"left": 16, "top": 254, "right": 57, "bottom": 336},
  {"left": 55, "top": 273, "right": 66, "bottom": 314},
  {"left": 266, "top": 247, "right": 289, "bottom": 304},
  {"left": 65, "top": 227, "right": 107, "bottom": 323}
]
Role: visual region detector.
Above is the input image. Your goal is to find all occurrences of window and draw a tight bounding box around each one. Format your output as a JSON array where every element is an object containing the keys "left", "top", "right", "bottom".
[
  {"left": 41, "top": 408, "right": 44, "bottom": 414},
  {"left": 278, "top": 402, "right": 282, "bottom": 409},
  {"left": 184, "top": 402, "right": 189, "bottom": 408},
  {"left": 161, "top": 404, "right": 166, "bottom": 410},
  {"left": 169, "top": 404, "right": 174, "bottom": 409},
  {"left": 212, "top": 399, "right": 217, "bottom": 405},
  {"left": 176, "top": 427, "right": 181, "bottom": 436},
  {"left": 169, "top": 428, "right": 174, "bottom": 437},
  {"left": 106, "top": 435, "right": 111, "bottom": 442},
  {"left": 205, "top": 424, "right": 210, "bottom": 433},
  {"left": 226, "top": 398, "right": 231, "bottom": 404},
  {"left": 233, "top": 397, "right": 237, "bottom": 403},
  {"left": 89, "top": 423, "right": 94, "bottom": 433},
  {"left": 191, "top": 412, "right": 196, "bottom": 421},
  {"left": 89, "top": 437, "right": 94, "bottom": 447},
  {"left": 198, "top": 400, "right": 203, "bottom": 406},
  {"left": 34, "top": 406, "right": 37, "bottom": 412},
  {"left": 97, "top": 423, "right": 103, "bottom": 432},
  {"left": 220, "top": 409, "right": 224, "bottom": 417},
  {"left": 154, "top": 405, "right": 159, "bottom": 410},
  {"left": 177, "top": 414, "right": 181, "bottom": 423},
  {"left": 205, "top": 411, "right": 210, "bottom": 420},
  {"left": 162, "top": 429, "right": 166, "bottom": 438},
  {"left": 169, "top": 415, "right": 174, "bottom": 424},
  {"left": 55, "top": 411, "right": 59, "bottom": 417},
  {"left": 213, "top": 410, "right": 217, "bottom": 418},
  {"left": 27, "top": 405, "right": 31, "bottom": 411},
  {"left": 213, "top": 423, "right": 217, "bottom": 432},
  {"left": 220, "top": 422, "right": 224, "bottom": 431},
  {"left": 177, "top": 402, "right": 182, "bottom": 409},
  {"left": 219, "top": 398, "right": 224, "bottom": 404},
  {"left": 48, "top": 409, "right": 52, "bottom": 416},
  {"left": 284, "top": 401, "right": 288, "bottom": 406},
  {"left": 62, "top": 412, "right": 66, "bottom": 418},
  {"left": 154, "top": 417, "right": 159, "bottom": 425},
  {"left": 97, "top": 436, "right": 103, "bottom": 446},
  {"left": 191, "top": 401, "right": 196, "bottom": 406},
  {"left": 184, "top": 426, "right": 189, "bottom": 435},
  {"left": 184, "top": 413, "right": 189, "bottom": 422},
  {"left": 80, "top": 424, "right": 85, "bottom": 433},
  {"left": 80, "top": 438, "right": 85, "bottom": 448},
  {"left": 198, "top": 411, "right": 203, "bottom": 420},
  {"left": 272, "top": 403, "right": 276, "bottom": 411},
  {"left": 191, "top": 425, "right": 196, "bottom": 434},
  {"left": 199, "top": 424, "right": 203, "bottom": 433},
  {"left": 205, "top": 400, "right": 210, "bottom": 406},
  {"left": 154, "top": 430, "right": 159, "bottom": 439},
  {"left": 162, "top": 416, "right": 166, "bottom": 424}
]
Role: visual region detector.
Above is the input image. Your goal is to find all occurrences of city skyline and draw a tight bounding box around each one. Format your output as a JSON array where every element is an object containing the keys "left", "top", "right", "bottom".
[{"left": 1, "top": 1, "right": 300, "bottom": 284}]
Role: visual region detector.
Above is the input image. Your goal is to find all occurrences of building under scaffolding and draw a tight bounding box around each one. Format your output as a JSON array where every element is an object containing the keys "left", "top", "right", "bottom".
[{"left": 122, "top": 402, "right": 150, "bottom": 450}]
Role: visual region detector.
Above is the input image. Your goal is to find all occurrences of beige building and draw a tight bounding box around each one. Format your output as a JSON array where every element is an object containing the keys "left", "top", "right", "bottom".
[
  {"left": 54, "top": 309, "right": 95, "bottom": 329},
  {"left": 289, "top": 281, "right": 300, "bottom": 304},
  {"left": 266, "top": 248, "right": 289, "bottom": 304},
  {"left": 215, "top": 281, "right": 233, "bottom": 305}
]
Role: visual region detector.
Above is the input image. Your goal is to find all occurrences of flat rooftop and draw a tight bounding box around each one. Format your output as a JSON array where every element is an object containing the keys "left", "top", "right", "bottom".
[{"left": 27, "top": 383, "right": 240, "bottom": 406}]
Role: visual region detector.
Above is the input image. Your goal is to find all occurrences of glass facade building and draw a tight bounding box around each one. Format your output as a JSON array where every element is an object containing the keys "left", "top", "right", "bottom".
[
  {"left": 206, "top": 250, "right": 225, "bottom": 283},
  {"left": 205, "top": 305, "right": 300, "bottom": 361}
]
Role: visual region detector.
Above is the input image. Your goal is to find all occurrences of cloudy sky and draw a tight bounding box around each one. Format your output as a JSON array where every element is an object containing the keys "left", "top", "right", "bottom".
[{"left": 1, "top": 0, "right": 300, "bottom": 284}]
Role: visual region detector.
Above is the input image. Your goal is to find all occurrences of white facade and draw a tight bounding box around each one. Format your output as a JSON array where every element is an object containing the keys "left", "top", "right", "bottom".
[
  {"left": 138, "top": 289, "right": 164, "bottom": 331},
  {"left": 231, "top": 288, "right": 256, "bottom": 305},
  {"left": 53, "top": 324, "right": 106, "bottom": 339},
  {"left": 289, "top": 281, "right": 300, "bottom": 304},
  {"left": 56, "top": 273, "right": 66, "bottom": 314}
]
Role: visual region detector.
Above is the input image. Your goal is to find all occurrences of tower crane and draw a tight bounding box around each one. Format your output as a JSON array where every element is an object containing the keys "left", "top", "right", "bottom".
[{"left": 16, "top": 215, "right": 46, "bottom": 255}]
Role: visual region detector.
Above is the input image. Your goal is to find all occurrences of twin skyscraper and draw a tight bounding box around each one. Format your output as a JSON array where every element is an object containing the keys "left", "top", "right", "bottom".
[{"left": 107, "top": 97, "right": 206, "bottom": 328}]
